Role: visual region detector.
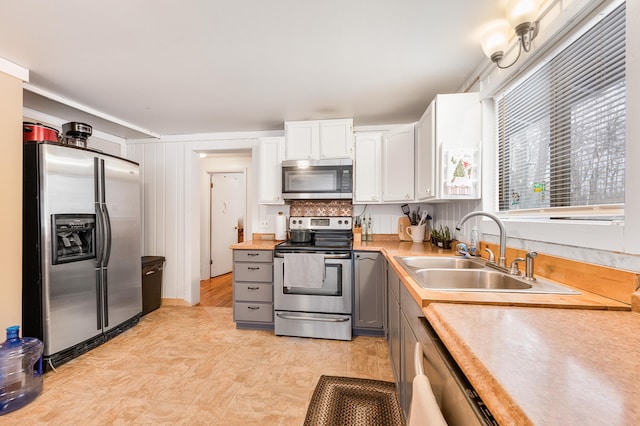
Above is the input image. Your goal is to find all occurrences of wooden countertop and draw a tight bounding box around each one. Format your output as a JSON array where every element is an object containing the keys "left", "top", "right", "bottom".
[
  {"left": 230, "top": 240, "right": 282, "bottom": 250},
  {"left": 424, "top": 303, "right": 640, "bottom": 425}
]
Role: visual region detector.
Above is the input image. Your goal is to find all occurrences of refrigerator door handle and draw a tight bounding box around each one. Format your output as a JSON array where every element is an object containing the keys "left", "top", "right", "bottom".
[
  {"left": 103, "top": 204, "right": 112, "bottom": 267},
  {"left": 103, "top": 269, "right": 109, "bottom": 328},
  {"left": 95, "top": 269, "right": 103, "bottom": 330},
  {"left": 95, "top": 203, "right": 105, "bottom": 265}
]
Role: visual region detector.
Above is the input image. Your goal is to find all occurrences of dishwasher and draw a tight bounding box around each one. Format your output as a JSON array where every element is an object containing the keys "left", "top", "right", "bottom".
[{"left": 413, "top": 317, "right": 498, "bottom": 426}]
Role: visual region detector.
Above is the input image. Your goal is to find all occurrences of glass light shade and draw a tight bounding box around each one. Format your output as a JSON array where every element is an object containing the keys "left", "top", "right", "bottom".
[
  {"left": 506, "top": 0, "right": 539, "bottom": 27},
  {"left": 480, "top": 20, "right": 510, "bottom": 59}
]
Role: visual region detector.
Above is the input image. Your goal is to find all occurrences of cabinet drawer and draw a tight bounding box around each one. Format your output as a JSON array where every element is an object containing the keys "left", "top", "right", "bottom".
[
  {"left": 233, "top": 250, "right": 273, "bottom": 263},
  {"left": 234, "top": 302, "right": 273, "bottom": 323},
  {"left": 234, "top": 263, "right": 273, "bottom": 282},
  {"left": 234, "top": 283, "right": 273, "bottom": 302}
]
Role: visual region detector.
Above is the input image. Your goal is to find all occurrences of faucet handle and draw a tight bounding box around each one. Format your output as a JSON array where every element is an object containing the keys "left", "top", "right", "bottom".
[
  {"left": 509, "top": 257, "right": 525, "bottom": 275},
  {"left": 525, "top": 251, "right": 538, "bottom": 279},
  {"left": 484, "top": 247, "right": 495, "bottom": 263}
]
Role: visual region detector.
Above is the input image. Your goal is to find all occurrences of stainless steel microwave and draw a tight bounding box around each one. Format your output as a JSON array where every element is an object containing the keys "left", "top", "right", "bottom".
[{"left": 282, "top": 159, "right": 353, "bottom": 200}]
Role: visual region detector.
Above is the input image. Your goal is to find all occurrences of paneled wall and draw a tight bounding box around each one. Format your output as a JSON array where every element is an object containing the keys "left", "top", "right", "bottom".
[
  {"left": 127, "top": 142, "right": 185, "bottom": 301},
  {"left": 127, "top": 137, "right": 264, "bottom": 305}
]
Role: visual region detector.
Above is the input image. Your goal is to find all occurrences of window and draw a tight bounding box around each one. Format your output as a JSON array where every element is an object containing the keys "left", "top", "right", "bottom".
[{"left": 495, "top": 2, "right": 626, "bottom": 217}]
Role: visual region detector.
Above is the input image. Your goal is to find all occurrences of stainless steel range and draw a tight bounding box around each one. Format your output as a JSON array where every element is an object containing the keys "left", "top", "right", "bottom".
[{"left": 274, "top": 216, "right": 353, "bottom": 341}]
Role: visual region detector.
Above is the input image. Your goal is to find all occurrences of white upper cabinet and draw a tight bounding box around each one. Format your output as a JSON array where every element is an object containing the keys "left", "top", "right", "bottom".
[
  {"left": 284, "top": 118, "right": 353, "bottom": 160},
  {"left": 416, "top": 92, "right": 481, "bottom": 201},
  {"left": 319, "top": 119, "right": 354, "bottom": 159},
  {"left": 354, "top": 132, "right": 382, "bottom": 203},
  {"left": 258, "top": 137, "right": 285, "bottom": 204},
  {"left": 382, "top": 125, "right": 415, "bottom": 202},
  {"left": 415, "top": 101, "right": 435, "bottom": 201}
]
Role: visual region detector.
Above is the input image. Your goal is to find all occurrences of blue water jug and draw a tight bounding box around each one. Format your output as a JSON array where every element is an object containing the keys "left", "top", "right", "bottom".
[{"left": 0, "top": 325, "right": 44, "bottom": 415}]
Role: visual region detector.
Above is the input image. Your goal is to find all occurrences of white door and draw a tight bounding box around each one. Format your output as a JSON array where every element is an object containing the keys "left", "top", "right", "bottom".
[{"left": 210, "top": 172, "right": 245, "bottom": 277}]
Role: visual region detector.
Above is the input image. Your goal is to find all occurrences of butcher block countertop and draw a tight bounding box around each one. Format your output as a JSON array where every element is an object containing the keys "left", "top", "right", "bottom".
[
  {"left": 230, "top": 240, "right": 282, "bottom": 250},
  {"left": 424, "top": 303, "right": 640, "bottom": 425}
]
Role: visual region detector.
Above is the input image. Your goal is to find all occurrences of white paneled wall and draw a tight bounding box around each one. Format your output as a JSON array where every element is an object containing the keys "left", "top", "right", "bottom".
[
  {"left": 127, "top": 142, "right": 185, "bottom": 302},
  {"left": 126, "top": 136, "right": 264, "bottom": 305}
]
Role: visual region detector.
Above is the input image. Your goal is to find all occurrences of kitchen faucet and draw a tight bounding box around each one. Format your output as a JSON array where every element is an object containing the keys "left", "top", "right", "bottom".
[{"left": 455, "top": 211, "right": 508, "bottom": 271}]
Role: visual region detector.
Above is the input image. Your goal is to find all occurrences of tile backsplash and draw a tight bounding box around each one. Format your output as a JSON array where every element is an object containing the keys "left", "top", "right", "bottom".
[{"left": 289, "top": 200, "right": 353, "bottom": 217}]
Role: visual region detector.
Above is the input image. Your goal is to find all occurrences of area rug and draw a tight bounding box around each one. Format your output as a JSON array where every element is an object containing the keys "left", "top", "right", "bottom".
[{"left": 304, "top": 375, "right": 405, "bottom": 426}]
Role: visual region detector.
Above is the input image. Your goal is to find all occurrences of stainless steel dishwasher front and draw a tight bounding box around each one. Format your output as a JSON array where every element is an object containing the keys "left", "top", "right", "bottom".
[
  {"left": 416, "top": 317, "right": 497, "bottom": 425},
  {"left": 400, "top": 282, "right": 495, "bottom": 425}
]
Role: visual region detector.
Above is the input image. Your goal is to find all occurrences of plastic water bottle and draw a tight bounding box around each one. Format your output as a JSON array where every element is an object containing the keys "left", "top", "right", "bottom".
[
  {"left": 469, "top": 226, "right": 479, "bottom": 256},
  {"left": 0, "top": 326, "right": 44, "bottom": 415}
]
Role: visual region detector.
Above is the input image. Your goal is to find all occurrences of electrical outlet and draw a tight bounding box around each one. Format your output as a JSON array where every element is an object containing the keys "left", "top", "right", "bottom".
[{"left": 260, "top": 220, "right": 269, "bottom": 228}]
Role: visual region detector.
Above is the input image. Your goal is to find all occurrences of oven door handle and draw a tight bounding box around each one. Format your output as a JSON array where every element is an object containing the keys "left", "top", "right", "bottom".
[
  {"left": 276, "top": 313, "right": 350, "bottom": 323},
  {"left": 274, "top": 252, "right": 351, "bottom": 259}
]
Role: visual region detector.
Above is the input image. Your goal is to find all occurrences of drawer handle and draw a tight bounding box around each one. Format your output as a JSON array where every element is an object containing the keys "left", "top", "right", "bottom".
[
  {"left": 247, "top": 286, "right": 260, "bottom": 290},
  {"left": 247, "top": 253, "right": 260, "bottom": 257},
  {"left": 247, "top": 306, "right": 260, "bottom": 310},
  {"left": 248, "top": 267, "right": 260, "bottom": 271}
]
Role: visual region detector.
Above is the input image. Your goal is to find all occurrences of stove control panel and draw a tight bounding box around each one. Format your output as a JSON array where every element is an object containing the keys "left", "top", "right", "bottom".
[{"left": 289, "top": 216, "right": 352, "bottom": 231}]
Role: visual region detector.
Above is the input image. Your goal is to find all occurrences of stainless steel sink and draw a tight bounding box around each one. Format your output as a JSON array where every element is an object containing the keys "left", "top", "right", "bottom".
[
  {"left": 395, "top": 256, "right": 580, "bottom": 294},
  {"left": 414, "top": 269, "right": 532, "bottom": 290},
  {"left": 397, "top": 256, "right": 485, "bottom": 270}
]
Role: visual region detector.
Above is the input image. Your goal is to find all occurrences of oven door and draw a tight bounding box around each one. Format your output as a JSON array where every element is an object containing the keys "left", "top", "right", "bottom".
[{"left": 274, "top": 253, "right": 352, "bottom": 314}]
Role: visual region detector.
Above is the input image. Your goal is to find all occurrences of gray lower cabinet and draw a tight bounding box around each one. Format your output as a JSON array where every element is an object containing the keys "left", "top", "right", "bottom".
[
  {"left": 400, "top": 282, "right": 422, "bottom": 417},
  {"left": 387, "top": 265, "right": 401, "bottom": 384},
  {"left": 353, "top": 252, "right": 385, "bottom": 335},
  {"left": 387, "top": 262, "right": 427, "bottom": 419},
  {"left": 232, "top": 249, "right": 274, "bottom": 330}
]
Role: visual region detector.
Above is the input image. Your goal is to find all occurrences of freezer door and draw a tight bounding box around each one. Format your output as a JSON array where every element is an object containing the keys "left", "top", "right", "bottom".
[
  {"left": 39, "top": 144, "right": 101, "bottom": 356},
  {"left": 101, "top": 155, "right": 142, "bottom": 331}
]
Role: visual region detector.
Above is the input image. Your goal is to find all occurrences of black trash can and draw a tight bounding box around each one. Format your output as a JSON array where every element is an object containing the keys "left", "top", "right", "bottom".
[{"left": 141, "top": 256, "right": 165, "bottom": 315}]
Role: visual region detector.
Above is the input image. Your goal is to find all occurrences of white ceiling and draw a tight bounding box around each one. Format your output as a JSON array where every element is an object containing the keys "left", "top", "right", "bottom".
[{"left": 0, "top": 0, "right": 504, "bottom": 138}]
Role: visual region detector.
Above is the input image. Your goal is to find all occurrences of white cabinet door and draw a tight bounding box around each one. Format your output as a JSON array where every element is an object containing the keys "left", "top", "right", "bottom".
[
  {"left": 415, "top": 101, "right": 435, "bottom": 201},
  {"left": 382, "top": 125, "right": 415, "bottom": 202},
  {"left": 354, "top": 132, "right": 382, "bottom": 203},
  {"left": 284, "top": 121, "right": 319, "bottom": 160},
  {"left": 433, "top": 93, "right": 481, "bottom": 200},
  {"left": 319, "top": 119, "right": 354, "bottom": 159},
  {"left": 258, "top": 137, "right": 285, "bottom": 204},
  {"left": 284, "top": 119, "right": 353, "bottom": 160}
]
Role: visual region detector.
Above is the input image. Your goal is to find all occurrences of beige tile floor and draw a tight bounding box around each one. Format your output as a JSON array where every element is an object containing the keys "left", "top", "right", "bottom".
[{"left": 2, "top": 306, "right": 395, "bottom": 425}]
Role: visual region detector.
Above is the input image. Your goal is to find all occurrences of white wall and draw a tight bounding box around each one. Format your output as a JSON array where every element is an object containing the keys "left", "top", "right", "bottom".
[
  {"left": 435, "top": 0, "right": 640, "bottom": 272},
  {"left": 126, "top": 132, "right": 279, "bottom": 305}
]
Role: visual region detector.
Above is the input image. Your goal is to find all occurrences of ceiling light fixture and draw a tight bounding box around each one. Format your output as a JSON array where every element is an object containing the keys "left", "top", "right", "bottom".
[{"left": 480, "top": 0, "right": 540, "bottom": 69}]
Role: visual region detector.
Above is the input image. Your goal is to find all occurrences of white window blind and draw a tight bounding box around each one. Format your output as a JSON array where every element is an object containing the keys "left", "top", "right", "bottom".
[{"left": 495, "top": 2, "right": 626, "bottom": 217}]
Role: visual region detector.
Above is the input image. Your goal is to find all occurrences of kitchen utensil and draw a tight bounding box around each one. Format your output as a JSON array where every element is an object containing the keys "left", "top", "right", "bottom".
[
  {"left": 418, "top": 211, "right": 428, "bottom": 226},
  {"left": 397, "top": 217, "right": 412, "bottom": 241},
  {"left": 401, "top": 204, "right": 411, "bottom": 221},
  {"left": 406, "top": 224, "right": 426, "bottom": 243},
  {"left": 23, "top": 122, "right": 59, "bottom": 143}
]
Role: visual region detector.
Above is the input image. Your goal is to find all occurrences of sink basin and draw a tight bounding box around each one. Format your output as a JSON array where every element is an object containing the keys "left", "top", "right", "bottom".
[
  {"left": 396, "top": 256, "right": 485, "bottom": 270},
  {"left": 395, "top": 256, "right": 580, "bottom": 294},
  {"left": 414, "top": 269, "right": 533, "bottom": 291}
]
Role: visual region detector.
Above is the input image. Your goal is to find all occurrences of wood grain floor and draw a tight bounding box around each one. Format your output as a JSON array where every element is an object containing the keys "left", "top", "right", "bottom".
[
  {"left": 199, "top": 273, "right": 233, "bottom": 307},
  {"left": 2, "top": 305, "right": 394, "bottom": 425}
]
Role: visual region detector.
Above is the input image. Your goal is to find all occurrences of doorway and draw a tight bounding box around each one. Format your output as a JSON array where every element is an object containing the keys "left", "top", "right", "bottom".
[{"left": 209, "top": 172, "right": 246, "bottom": 277}]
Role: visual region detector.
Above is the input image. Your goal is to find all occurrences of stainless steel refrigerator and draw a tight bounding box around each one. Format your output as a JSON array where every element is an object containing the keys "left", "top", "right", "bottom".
[{"left": 22, "top": 141, "right": 142, "bottom": 368}]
